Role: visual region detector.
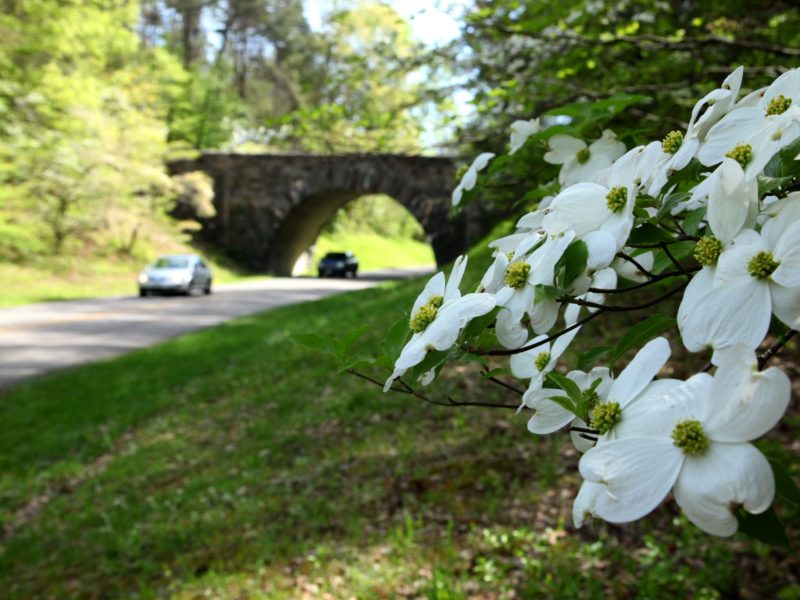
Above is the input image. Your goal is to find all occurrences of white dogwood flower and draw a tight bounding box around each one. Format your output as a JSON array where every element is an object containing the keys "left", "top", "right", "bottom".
[
  {"left": 578, "top": 346, "right": 790, "bottom": 536},
  {"left": 452, "top": 152, "right": 495, "bottom": 206},
  {"left": 687, "top": 158, "right": 758, "bottom": 243},
  {"left": 649, "top": 65, "right": 745, "bottom": 197},
  {"left": 509, "top": 118, "right": 541, "bottom": 154},
  {"left": 678, "top": 223, "right": 800, "bottom": 362},
  {"left": 544, "top": 129, "right": 626, "bottom": 187},
  {"left": 385, "top": 257, "right": 495, "bottom": 390},
  {"left": 698, "top": 67, "right": 800, "bottom": 178},
  {"left": 494, "top": 232, "right": 575, "bottom": 348},
  {"left": 512, "top": 328, "right": 582, "bottom": 398}
]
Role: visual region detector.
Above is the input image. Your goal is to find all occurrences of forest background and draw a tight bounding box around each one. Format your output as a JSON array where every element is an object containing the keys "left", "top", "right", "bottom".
[{"left": 1, "top": 0, "right": 798, "bottom": 285}]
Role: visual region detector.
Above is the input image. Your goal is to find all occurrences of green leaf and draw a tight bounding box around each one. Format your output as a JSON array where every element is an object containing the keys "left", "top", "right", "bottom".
[
  {"left": 482, "top": 367, "right": 513, "bottom": 379},
  {"left": 577, "top": 346, "right": 613, "bottom": 371},
  {"left": 335, "top": 325, "right": 371, "bottom": 361},
  {"left": 763, "top": 136, "right": 800, "bottom": 179},
  {"left": 613, "top": 314, "right": 676, "bottom": 364},
  {"left": 682, "top": 207, "right": 706, "bottom": 235},
  {"left": 381, "top": 315, "right": 410, "bottom": 359},
  {"left": 534, "top": 284, "right": 561, "bottom": 303},
  {"left": 407, "top": 349, "right": 451, "bottom": 386},
  {"left": 555, "top": 240, "right": 588, "bottom": 289},
  {"left": 736, "top": 506, "right": 791, "bottom": 549},
  {"left": 461, "top": 307, "right": 500, "bottom": 341},
  {"left": 656, "top": 191, "right": 691, "bottom": 221},
  {"left": 290, "top": 332, "right": 337, "bottom": 355},
  {"left": 629, "top": 223, "right": 674, "bottom": 245},
  {"left": 771, "top": 459, "right": 800, "bottom": 506},
  {"left": 651, "top": 241, "right": 694, "bottom": 274},
  {"left": 336, "top": 354, "right": 376, "bottom": 373},
  {"left": 758, "top": 174, "right": 796, "bottom": 197},
  {"left": 546, "top": 372, "right": 582, "bottom": 408}
]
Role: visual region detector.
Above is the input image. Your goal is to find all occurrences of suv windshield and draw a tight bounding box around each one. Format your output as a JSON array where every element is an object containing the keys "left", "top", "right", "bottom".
[
  {"left": 153, "top": 257, "right": 190, "bottom": 268},
  {"left": 323, "top": 253, "right": 348, "bottom": 260}
]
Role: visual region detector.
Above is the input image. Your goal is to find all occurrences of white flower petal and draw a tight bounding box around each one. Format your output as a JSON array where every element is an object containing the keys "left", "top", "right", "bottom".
[
  {"left": 679, "top": 275, "right": 770, "bottom": 360},
  {"left": 707, "top": 356, "right": 791, "bottom": 443},
  {"left": 496, "top": 308, "right": 529, "bottom": 349},
  {"left": 674, "top": 442, "right": 775, "bottom": 537},
  {"left": 412, "top": 272, "right": 446, "bottom": 314},
  {"left": 573, "top": 480, "right": 606, "bottom": 528},
  {"left": 697, "top": 107, "right": 762, "bottom": 167},
  {"left": 526, "top": 392, "right": 574, "bottom": 434},
  {"left": 531, "top": 298, "right": 559, "bottom": 334},
  {"left": 707, "top": 159, "right": 757, "bottom": 243},
  {"left": 444, "top": 256, "right": 467, "bottom": 302},
  {"left": 584, "top": 231, "right": 618, "bottom": 270},
  {"left": 772, "top": 221, "right": 800, "bottom": 288},
  {"left": 509, "top": 336, "right": 549, "bottom": 379},
  {"left": 609, "top": 337, "right": 671, "bottom": 408},
  {"left": 543, "top": 183, "right": 608, "bottom": 238},
  {"left": 544, "top": 134, "right": 586, "bottom": 164},
  {"left": 580, "top": 437, "right": 684, "bottom": 523},
  {"left": 770, "top": 282, "right": 800, "bottom": 329},
  {"left": 447, "top": 294, "right": 496, "bottom": 326}
]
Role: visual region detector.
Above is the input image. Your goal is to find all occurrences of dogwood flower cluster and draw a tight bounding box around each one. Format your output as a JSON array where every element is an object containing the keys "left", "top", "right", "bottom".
[{"left": 381, "top": 66, "right": 799, "bottom": 537}]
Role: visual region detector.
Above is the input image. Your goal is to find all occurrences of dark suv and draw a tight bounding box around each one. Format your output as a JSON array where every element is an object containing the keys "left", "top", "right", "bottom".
[{"left": 318, "top": 251, "right": 359, "bottom": 277}]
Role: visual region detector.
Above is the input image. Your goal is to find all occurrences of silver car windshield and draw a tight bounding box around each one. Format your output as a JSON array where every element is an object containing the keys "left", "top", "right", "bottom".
[{"left": 153, "top": 257, "right": 190, "bottom": 268}]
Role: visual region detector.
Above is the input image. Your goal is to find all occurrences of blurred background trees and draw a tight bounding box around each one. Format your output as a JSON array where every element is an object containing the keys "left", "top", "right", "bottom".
[{"left": 1, "top": 0, "right": 798, "bottom": 263}]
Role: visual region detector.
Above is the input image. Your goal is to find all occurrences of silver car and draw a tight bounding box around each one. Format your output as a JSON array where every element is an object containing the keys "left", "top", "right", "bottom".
[{"left": 138, "top": 254, "right": 213, "bottom": 296}]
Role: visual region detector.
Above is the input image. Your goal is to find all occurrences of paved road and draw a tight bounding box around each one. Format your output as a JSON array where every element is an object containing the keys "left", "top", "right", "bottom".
[{"left": 0, "top": 268, "right": 432, "bottom": 389}]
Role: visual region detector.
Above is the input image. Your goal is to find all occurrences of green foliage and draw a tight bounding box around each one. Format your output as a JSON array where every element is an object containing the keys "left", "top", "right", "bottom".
[
  {"left": 0, "top": 0, "right": 181, "bottom": 257},
  {"left": 459, "top": 0, "right": 800, "bottom": 150}
]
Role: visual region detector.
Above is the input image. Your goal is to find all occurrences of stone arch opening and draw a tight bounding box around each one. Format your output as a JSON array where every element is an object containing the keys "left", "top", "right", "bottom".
[
  {"left": 290, "top": 193, "right": 436, "bottom": 275},
  {"left": 270, "top": 190, "right": 437, "bottom": 276}
]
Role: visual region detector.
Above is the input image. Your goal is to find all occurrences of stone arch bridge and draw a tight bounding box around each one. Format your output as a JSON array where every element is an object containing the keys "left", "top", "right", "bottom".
[{"left": 169, "top": 153, "right": 496, "bottom": 275}]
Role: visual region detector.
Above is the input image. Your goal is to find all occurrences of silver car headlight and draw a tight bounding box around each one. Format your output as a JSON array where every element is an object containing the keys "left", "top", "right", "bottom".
[{"left": 138, "top": 273, "right": 149, "bottom": 284}]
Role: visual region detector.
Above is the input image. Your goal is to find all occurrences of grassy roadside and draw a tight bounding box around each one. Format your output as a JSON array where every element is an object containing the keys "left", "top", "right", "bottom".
[
  {"left": 0, "top": 259, "right": 798, "bottom": 598},
  {"left": 0, "top": 232, "right": 433, "bottom": 308}
]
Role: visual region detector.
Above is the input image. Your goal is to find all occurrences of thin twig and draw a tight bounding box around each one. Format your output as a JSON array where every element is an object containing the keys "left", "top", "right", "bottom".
[
  {"left": 588, "top": 269, "right": 693, "bottom": 293},
  {"left": 476, "top": 308, "right": 605, "bottom": 357},
  {"left": 758, "top": 330, "right": 798, "bottom": 369},
  {"left": 483, "top": 369, "right": 525, "bottom": 396},
  {"left": 560, "top": 281, "right": 688, "bottom": 313},
  {"left": 348, "top": 369, "right": 519, "bottom": 410},
  {"left": 659, "top": 242, "right": 691, "bottom": 278},
  {"left": 615, "top": 252, "right": 655, "bottom": 278}
]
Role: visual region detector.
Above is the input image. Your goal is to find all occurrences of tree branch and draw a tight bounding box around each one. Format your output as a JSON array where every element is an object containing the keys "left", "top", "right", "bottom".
[
  {"left": 348, "top": 369, "right": 519, "bottom": 410},
  {"left": 758, "top": 330, "right": 798, "bottom": 369}
]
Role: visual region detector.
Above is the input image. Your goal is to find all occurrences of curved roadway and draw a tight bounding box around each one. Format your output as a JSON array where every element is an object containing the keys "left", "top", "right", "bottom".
[{"left": 0, "top": 268, "right": 432, "bottom": 389}]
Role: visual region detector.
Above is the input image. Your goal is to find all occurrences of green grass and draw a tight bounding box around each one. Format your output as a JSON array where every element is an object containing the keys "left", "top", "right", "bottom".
[
  {"left": 310, "top": 230, "right": 435, "bottom": 273},
  {"left": 0, "top": 258, "right": 798, "bottom": 598}
]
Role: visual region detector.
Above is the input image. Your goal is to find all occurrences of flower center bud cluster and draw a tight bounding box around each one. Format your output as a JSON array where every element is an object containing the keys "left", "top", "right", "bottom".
[
  {"left": 693, "top": 236, "right": 723, "bottom": 266},
  {"left": 725, "top": 143, "right": 752, "bottom": 167},
  {"left": 747, "top": 251, "right": 780, "bottom": 280},
  {"left": 576, "top": 148, "right": 591, "bottom": 164},
  {"left": 591, "top": 401, "right": 621, "bottom": 434},
  {"left": 583, "top": 390, "right": 599, "bottom": 412},
  {"left": 765, "top": 94, "right": 792, "bottom": 116},
  {"left": 504, "top": 261, "right": 531, "bottom": 289},
  {"left": 661, "top": 130, "right": 684, "bottom": 154},
  {"left": 409, "top": 295, "right": 443, "bottom": 333},
  {"left": 671, "top": 419, "right": 709, "bottom": 455},
  {"left": 534, "top": 351, "right": 551, "bottom": 371},
  {"left": 605, "top": 186, "right": 627, "bottom": 213}
]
